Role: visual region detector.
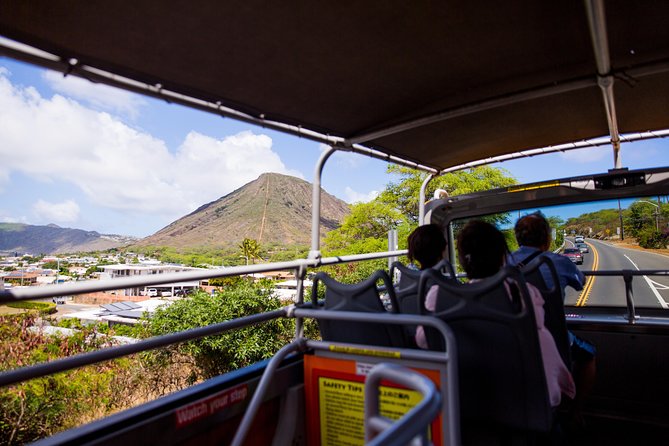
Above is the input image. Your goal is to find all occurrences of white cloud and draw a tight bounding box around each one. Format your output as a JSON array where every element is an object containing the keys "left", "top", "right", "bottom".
[
  {"left": 43, "top": 70, "right": 147, "bottom": 119},
  {"left": 0, "top": 214, "right": 29, "bottom": 224},
  {"left": 0, "top": 69, "right": 301, "bottom": 224},
  {"left": 344, "top": 187, "right": 379, "bottom": 204},
  {"left": 32, "top": 199, "right": 80, "bottom": 223},
  {"left": 174, "top": 131, "right": 304, "bottom": 211},
  {"left": 558, "top": 146, "right": 608, "bottom": 163}
]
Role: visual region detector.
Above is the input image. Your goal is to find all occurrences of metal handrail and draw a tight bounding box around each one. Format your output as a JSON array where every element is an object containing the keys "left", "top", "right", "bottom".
[
  {"left": 227, "top": 309, "right": 460, "bottom": 446},
  {"left": 230, "top": 338, "right": 308, "bottom": 446},
  {"left": 1, "top": 266, "right": 664, "bottom": 388},
  {"left": 0, "top": 250, "right": 407, "bottom": 303},
  {"left": 294, "top": 308, "right": 461, "bottom": 446},
  {"left": 365, "top": 363, "right": 441, "bottom": 446},
  {"left": 0, "top": 308, "right": 287, "bottom": 388}
]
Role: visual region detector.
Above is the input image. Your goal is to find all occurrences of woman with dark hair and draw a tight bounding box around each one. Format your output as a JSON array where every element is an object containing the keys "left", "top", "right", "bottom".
[
  {"left": 417, "top": 220, "right": 575, "bottom": 407},
  {"left": 407, "top": 224, "right": 447, "bottom": 270}
]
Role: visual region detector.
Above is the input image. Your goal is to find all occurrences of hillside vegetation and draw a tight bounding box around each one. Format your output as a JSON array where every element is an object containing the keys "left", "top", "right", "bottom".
[
  {"left": 134, "top": 172, "right": 349, "bottom": 250},
  {"left": 0, "top": 223, "right": 135, "bottom": 255}
]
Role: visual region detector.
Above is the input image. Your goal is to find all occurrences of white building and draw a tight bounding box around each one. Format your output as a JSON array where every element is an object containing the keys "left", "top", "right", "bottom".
[{"left": 99, "top": 264, "right": 203, "bottom": 297}]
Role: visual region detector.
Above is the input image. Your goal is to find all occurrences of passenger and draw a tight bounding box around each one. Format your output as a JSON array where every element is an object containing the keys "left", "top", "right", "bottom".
[
  {"left": 417, "top": 220, "right": 575, "bottom": 407},
  {"left": 509, "top": 212, "right": 585, "bottom": 291},
  {"left": 406, "top": 224, "right": 447, "bottom": 270},
  {"left": 509, "top": 212, "right": 596, "bottom": 428}
]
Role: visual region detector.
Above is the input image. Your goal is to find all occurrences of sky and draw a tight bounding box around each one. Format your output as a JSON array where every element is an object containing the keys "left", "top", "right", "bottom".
[{"left": 1, "top": 56, "right": 669, "bottom": 238}]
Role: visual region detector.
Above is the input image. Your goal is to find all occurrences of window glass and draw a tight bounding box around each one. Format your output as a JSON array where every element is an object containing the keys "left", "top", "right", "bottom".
[{"left": 449, "top": 197, "right": 669, "bottom": 309}]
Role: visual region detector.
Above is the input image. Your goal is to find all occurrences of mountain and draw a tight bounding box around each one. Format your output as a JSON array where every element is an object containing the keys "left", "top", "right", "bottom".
[
  {"left": 0, "top": 223, "right": 137, "bottom": 255},
  {"left": 136, "top": 173, "right": 350, "bottom": 249}
]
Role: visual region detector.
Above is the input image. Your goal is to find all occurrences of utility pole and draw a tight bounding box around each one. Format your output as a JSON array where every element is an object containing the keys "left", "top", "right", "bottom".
[{"left": 618, "top": 199, "right": 624, "bottom": 240}]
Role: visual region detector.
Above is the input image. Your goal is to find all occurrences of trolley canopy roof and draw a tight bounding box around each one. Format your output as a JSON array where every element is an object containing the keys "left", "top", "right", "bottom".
[{"left": 1, "top": 1, "right": 669, "bottom": 171}]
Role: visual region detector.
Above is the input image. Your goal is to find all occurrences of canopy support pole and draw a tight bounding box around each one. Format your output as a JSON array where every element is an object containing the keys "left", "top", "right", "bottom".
[
  {"left": 309, "top": 146, "right": 338, "bottom": 260},
  {"left": 585, "top": 0, "right": 622, "bottom": 169},
  {"left": 419, "top": 174, "right": 435, "bottom": 225}
]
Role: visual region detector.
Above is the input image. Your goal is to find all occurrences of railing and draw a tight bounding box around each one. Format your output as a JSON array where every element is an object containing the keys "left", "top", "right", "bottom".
[
  {"left": 0, "top": 250, "right": 406, "bottom": 389},
  {"left": 0, "top": 251, "right": 408, "bottom": 304},
  {"left": 227, "top": 310, "right": 460, "bottom": 446},
  {"left": 580, "top": 269, "right": 669, "bottom": 323},
  {"left": 1, "top": 260, "right": 666, "bottom": 388},
  {"left": 2, "top": 248, "right": 669, "bottom": 444}
]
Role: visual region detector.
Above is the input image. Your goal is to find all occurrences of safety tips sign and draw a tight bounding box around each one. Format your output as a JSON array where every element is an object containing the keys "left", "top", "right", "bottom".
[
  {"left": 318, "top": 377, "right": 425, "bottom": 445},
  {"left": 305, "top": 355, "right": 443, "bottom": 446}
]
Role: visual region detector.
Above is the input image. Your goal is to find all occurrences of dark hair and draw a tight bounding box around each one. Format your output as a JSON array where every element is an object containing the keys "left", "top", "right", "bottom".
[
  {"left": 514, "top": 212, "right": 551, "bottom": 248},
  {"left": 457, "top": 220, "right": 508, "bottom": 279},
  {"left": 407, "top": 224, "right": 447, "bottom": 269}
]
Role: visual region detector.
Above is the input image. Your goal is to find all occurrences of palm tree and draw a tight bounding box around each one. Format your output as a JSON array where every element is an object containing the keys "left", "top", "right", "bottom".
[{"left": 239, "top": 238, "right": 261, "bottom": 265}]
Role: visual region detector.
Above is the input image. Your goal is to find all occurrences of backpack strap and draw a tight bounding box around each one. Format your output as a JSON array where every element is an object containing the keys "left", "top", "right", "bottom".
[
  {"left": 507, "top": 280, "right": 523, "bottom": 313},
  {"left": 516, "top": 249, "right": 542, "bottom": 268}
]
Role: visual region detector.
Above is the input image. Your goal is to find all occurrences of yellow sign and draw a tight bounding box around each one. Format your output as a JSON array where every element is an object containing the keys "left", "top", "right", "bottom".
[
  {"left": 318, "top": 377, "right": 423, "bottom": 446},
  {"left": 303, "top": 355, "right": 443, "bottom": 446},
  {"left": 328, "top": 345, "right": 401, "bottom": 359}
]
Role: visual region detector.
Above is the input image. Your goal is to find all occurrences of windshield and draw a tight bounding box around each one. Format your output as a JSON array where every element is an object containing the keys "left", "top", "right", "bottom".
[{"left": 448, "top": 196, "right": 669, "bottom": 310}]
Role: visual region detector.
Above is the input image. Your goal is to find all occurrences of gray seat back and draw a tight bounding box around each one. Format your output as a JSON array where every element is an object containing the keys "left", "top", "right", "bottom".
[
  {"left": 418, "top": 266, "right": 553, "bottom": 433},
  {"left": 311, "top": 270, "right": 406, "bottom": 348},
  {"left": 521, "top": 255, "right": 572, "bottom": 368}
]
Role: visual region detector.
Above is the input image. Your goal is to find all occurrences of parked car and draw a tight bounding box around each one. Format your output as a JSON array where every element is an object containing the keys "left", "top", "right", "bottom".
[
  {"left": 576, "top": 242, "right": 589, "bottom": 253},
  {"left": 563, "top": 248, "right": 584, "bottom": 264},
  {"left": 146, "top": 288, "right": 158, "bottom": 297}
]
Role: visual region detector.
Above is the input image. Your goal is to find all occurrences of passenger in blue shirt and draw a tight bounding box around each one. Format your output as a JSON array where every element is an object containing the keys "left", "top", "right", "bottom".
[
  {"left": 509, "top": 212, "right": 595, "bottom": 432},
  {"left": 509, "top": 214, "right": 585, "bottom": 292}
]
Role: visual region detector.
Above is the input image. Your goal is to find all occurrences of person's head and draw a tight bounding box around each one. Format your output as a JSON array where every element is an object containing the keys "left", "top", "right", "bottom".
[
  {"left": 407, "top": 224, "right": 447, "bottom": 269},
  {"left": 457, "top": 220, "right": 508, "bottom": 279},
  {"left": 514, "top": 212, "right": 551, "bottom": 251}
]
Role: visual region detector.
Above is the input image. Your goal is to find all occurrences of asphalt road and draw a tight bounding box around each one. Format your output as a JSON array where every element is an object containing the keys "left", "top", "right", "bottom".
[{"left": 563, "top": 238, "right": 669, "bottom": 309}]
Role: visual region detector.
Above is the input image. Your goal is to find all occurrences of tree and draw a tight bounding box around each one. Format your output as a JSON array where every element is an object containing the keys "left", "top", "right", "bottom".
[
  {"left": 378, "top": 165, "right": 517, "bottom": 223},
  {"left": 239, "top": 238, "right": 261, "bottom": 265},
  {"left": 144, "top": 281, "right": 293, "bottom": 380},
  {"left": 323, "top": 201, "right": 409, "bottom": 252},
  {"left": 626, "top": 201, "right": 656, "bottom": 238}
]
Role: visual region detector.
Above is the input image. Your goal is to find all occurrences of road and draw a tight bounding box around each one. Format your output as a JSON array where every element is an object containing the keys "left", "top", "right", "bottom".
[{"left": 563, "top": 238, "right": 669, "bottom": 309}]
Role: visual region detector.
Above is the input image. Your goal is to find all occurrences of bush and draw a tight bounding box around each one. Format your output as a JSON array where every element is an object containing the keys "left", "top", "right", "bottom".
[
  {"left": 0, "top": 314, "right": 141, "bottom": 444},
  {"left": 5, "top": 301, "right": 56, "bottom": 315},
  {"left": 638, "top": 228, "right": 667, "bottom": 249},
  {"left": 144, "top": 280, "right": 294, "bottom": 380}
]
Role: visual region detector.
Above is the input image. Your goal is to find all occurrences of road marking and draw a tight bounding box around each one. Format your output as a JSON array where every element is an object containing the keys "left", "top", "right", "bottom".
[
  {"left": 623, "top": 254, "right": 669, "bottom": 309},
  {"left": 576, "top": 241, "right": 598, "bottom": 307},
  {"left": 607, "top": 243, "right": 669, "bottom": 259}
]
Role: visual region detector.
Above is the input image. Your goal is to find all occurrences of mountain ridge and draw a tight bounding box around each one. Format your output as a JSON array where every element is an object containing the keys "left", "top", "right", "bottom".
[
  {"left": 135, "top": 172, "right": 350, "bottom": 249},
  {"left": 0, "top": 223, "right": 137, "bottom": 255}
]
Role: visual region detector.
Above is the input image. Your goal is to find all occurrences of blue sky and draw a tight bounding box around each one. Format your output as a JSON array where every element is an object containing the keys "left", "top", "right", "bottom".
[{"left": 1, "top": 56, "right": 669, "bottom": 238}]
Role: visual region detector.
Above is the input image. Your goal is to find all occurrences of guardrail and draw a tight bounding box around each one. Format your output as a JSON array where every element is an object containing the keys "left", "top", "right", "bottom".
[
  {"left": 0, "top": 250, "right": 408, "bottom": 304},
  {"left": 2, "top": 248, "right": 667, "bottom": 445}
]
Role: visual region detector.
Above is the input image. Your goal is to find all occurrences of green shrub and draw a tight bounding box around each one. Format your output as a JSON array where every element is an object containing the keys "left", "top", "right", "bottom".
[
  {"left": 144, "top": 280, "right": 294, "bottom": 380},
  {"left": 0, "top": 314, "right": 141, "bottom": 444},
  {"left": 5, "top": 301, "right": 56, "bottom": 315},
  {"left": 638, "top": 228, "right": 667, "bottom": 249}
]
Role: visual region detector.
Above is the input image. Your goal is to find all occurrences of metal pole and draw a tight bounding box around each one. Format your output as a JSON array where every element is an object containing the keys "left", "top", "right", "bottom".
[
  {"left": 388, "top": 229, "right": 398, "bottom": 271},
  {"left": 309, "top": 146, "right": 338, "bottom": 260},
  {"left": 584, "top": 0, "right": 622, "bottom": 169},
  {"left": 618, "top": 199, "right": 625, "bottom": 240},
  {"left": 419, "top": 174, "right": 434, "bottom": 225}
]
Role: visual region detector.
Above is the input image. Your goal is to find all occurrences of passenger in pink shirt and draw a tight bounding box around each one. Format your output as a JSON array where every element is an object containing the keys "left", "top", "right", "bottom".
[{"left": 416, "top": 220, "right": 575, "bottom": 407}]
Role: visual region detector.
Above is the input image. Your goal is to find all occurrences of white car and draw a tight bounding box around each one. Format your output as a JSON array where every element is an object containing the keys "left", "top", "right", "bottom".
[{"left": 574, "top": 235, "right": 585, "bottom": 243}]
